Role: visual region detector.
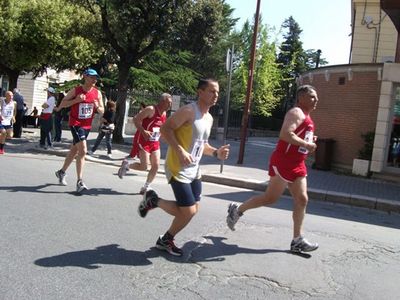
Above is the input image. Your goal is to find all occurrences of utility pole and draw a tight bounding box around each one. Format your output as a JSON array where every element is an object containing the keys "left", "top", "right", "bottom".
[
  {"left": 220, "top": 45, "right": 234, "bottom": 173},
  {"left": 237, "top": 0, "right": 262, "bottom": 164}
]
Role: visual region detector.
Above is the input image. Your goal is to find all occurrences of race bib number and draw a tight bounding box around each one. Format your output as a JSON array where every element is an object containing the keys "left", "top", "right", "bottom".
[
  {"left": 190, "top": 139, "right": 205, "bottom": 163},
  {"left": 3, "top": 107, "right": 13, "bottom": 117},
  {"left": 149, "top": 127, "right": 160, "bottom": 142},
  {"left": 78, "top": 103, "right": 94, "bottom": 119},
  {"left": 298, "top": 131, "right": 313, "bottom": 154}
]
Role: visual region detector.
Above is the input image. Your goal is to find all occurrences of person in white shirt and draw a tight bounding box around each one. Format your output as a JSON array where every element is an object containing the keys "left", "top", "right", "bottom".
[
  {"left": 0, "top": 91, "right": 16, "bottom": 154},
  {"left": 39, "top": 87, "right": 56, "bottom": 149}
]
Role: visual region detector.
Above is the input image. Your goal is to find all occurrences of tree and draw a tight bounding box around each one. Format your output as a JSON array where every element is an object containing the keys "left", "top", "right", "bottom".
[
  {"left": 276, "top": 16, "right": 327, "bottom": 113},
  {"left": 230, "top": 18, "right": 282, "bottom": 117},
  {"left": 172, "top": 0, "right": 238, "bottom": 79},
  {"left": 76, "top": 0, "right": 231, "bottom": 143},
  {"left": 131, "top": 50, "right": 199, "bottom": 95},
  {"left": 0, "top": 0, "right": 100, "bottom": 90}
]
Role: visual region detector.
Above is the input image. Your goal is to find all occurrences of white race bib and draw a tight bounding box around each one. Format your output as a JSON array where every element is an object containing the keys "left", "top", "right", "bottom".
[
  {"left": 148, "top": 127, "right": 160, "bottom": 141},
  {"left": 78, "top": 103, "right": 94, "bottom": 119},
  {"left": 298, "top": 131, "right": 313, "bottom": 154},
  {"left": 191, "top": 139, "right": 205, "bottom": 163}
]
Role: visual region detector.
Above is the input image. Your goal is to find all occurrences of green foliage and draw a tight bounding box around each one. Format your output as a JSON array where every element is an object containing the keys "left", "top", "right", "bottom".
[
  {"left": 171, "top": 0, "right": 237, "bottom": 79},
  {"left": 131, "top": 50, "right": 199, "bottom": 95},
  {"left": 275, "top": 16, "right": 329, "bottom": 114},
  {"left": 358, "top": 131, "right": 375, "bottom": 160},
  {"left": 229, "top": 18, "right": 282, "bottom": 117},
  {"left": 0, "top": 0, "right": 100, "bottom": 88}
]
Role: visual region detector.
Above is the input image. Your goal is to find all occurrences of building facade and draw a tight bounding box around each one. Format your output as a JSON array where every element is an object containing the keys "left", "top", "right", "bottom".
[
  {"left": 0, "top": 69, "right": 79, "bottom": 115},
  {"left": 298, "top": 0, "right": 400, "bottom": 179},
  {"left": 351, "top": 0, "right": 397, "bottom": 63}
]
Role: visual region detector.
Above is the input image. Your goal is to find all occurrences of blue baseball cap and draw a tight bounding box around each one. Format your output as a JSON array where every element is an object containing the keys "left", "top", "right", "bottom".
[{"left": 83, "top": 68, "right": 100, "bottom": 77}]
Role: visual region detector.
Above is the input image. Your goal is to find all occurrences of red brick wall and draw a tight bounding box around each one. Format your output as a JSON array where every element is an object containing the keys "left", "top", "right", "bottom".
[{"left": 301, "top": 69, "right": 380, "bottom": 166}]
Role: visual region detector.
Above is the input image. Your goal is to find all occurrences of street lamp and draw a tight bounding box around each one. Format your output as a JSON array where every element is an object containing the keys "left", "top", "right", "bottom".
[{"left": 315, "top": 49, "right": 322, "bottom": 68}]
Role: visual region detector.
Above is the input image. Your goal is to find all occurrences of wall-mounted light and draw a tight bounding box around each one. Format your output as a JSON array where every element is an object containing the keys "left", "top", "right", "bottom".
[
  {"left": 347, "top": 68, "right": 353, "bottom": 81},
  {"left": 324, "top": 70, "right": 330, "bottom": 81}
]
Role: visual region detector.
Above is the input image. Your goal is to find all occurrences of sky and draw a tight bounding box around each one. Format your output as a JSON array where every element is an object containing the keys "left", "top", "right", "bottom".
[{"left": 226, "top": 0, "right": 352, "bottom": 66}]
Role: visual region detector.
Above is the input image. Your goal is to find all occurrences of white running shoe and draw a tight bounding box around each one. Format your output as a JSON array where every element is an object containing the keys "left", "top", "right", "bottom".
[
  {"left": 290, "top": 236, "right": 319, "bottom": 253},
  {"left": 226, "top": 202, "right": 242, "bottom": 231},
  {"left": 55, "top": 170, "right": 67, "bottom": 186},
  {"left": 76, "top": 180, "right": 88, "bottom": 193},
  {"left": 118, "top": 159, "right": 129, "bottom": 179}
]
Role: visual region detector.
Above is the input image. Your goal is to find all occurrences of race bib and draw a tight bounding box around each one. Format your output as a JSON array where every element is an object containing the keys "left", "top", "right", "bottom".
[
  {"left": 190, "top": 139, "right": 205, "bottom": 163},
  {"left": 298, "top": 131, "right": 313, "bottom": 154},
  {"left": 149, "top": 127, "right": 160, "bottom": 142},
  {"left": 78, "top": 103, "right": 94, "bottom": 119},
  {"left": 3, "top": 107, "right": 13, "bottom": 117}
]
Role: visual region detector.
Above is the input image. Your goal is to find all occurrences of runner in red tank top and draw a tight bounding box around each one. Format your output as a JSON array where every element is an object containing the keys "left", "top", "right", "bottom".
[
  {"left": 117, "top": 93, "right": 172, "bottom": 195},
  {"left": 227, "top": 85, "right": 321, "bottom": 254},
  {"left": 53, "top": 68, "right": 104, "bottom": 194}
]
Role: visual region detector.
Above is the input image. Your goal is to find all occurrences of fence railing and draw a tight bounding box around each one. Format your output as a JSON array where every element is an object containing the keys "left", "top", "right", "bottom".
[{"left": 105, "top": 89, "right": 282, "bottom": 132}]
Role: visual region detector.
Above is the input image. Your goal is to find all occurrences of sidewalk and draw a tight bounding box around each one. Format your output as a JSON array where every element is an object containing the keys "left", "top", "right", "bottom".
[{"left": 6, "top": 127, "right": 400, "bottom": 214}]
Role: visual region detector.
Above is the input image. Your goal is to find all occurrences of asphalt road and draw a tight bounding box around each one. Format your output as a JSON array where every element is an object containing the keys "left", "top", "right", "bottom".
[{"left": 1, "top": 153, "right": 400, "bottom": 299}]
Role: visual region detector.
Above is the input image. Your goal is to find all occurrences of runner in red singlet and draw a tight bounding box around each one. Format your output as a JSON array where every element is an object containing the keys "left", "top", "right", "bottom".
[
  {"left": 54, "top": 68, "right": 104, "bottom": 193},
  {"left": 117, "top": 93, "right": 172, "bottom": 194},
  {"left": 227, "top": 85, "right": 320, "bottom": 253}
]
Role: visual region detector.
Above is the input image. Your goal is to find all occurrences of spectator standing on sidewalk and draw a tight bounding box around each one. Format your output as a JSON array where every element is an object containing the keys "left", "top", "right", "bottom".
[
  {"left": 88, "top": 100, "right": 116, "bottom": 158},
  {"left": 29, "top": 106, "right": 39, "bottom": 128},
  {"left": 117, "top": 93, "right": 172, "bottom": 195},
  {"left": 54, "top": 68, "right": 104, "bottom": 193},
  {"left": 0, "top": 91, "right": 16, "bottom": 154},
  {"left": 226, "top": 85, "right": 319, "bottom": 253},
  {"left": 22, "top": 103, "right": 29, "bottom": 127},
  {"left": 39, "top": 87, "right": 57, "bottom": 149},
  {"left": 12, "top": 88, "right": 24, "bottom": 138},
  {"left": 137, "top": 78, "right": 230, "bottom": 256},
  {"left": 53, "top": 92, "right": 65, "bottom": 143}
]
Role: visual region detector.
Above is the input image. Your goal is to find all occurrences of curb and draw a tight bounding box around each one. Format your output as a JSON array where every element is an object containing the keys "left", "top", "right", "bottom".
[
  {"left": 201, "top": 174, "right": 400, "bottom": 214},
  {"left": 23, "top": 146, "right": 400, "bottom": 214}
]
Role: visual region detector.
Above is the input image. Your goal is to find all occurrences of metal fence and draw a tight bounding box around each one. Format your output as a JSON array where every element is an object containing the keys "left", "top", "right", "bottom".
[{"left": 105, "top": 89, "right": 282, "bottom": 134}]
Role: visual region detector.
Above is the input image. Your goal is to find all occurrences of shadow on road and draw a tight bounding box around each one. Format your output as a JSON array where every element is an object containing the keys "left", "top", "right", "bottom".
[
  {"left": 0, "top": 183, "right": 137, "bottom": 196},
  {"left": 207, "top": 191, "right": 400, "bottom": 230},
  {"left": 144, "top": 235, "right": 311, "bottom": 262},
  {"left": 35, "top": 244, "right": 152, "bottom": 269}
]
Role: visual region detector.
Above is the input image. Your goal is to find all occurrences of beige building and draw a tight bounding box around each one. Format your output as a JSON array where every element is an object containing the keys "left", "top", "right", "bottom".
[
  {"left": 0, "top": 69, "right": 79, "bottom": 115},
  {"left": 350, "top": 0, "right": 398, "bottom": 64},
  {"left": 298, "top": 0, "right": 400, "bottom": 180}
]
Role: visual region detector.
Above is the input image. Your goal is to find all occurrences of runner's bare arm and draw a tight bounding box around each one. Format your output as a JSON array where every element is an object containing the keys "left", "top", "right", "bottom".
[
  {"left": 133, "top": 106, "right": 155, "bottom": 140},
  {"left": 55, "top": 89, "right": 80, "bottom": 111},
  {"left": 94, "top": 93, "right": 104, "bottom": 114}
]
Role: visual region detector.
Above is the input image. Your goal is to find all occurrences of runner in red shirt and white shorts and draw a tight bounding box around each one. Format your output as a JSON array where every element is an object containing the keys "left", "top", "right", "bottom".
[
  {"left": 118, "top": 93, "right": 172, "bottom": 195},
  {"left": 227, "top": 85, "right": 320, "bottom": 253}
]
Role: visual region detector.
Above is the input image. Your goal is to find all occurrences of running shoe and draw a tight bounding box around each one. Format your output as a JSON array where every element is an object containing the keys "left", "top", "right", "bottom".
[
  {"left": 76, "top": 180, "right": 88, "bottom": 193},
  {"left": 87, "top": 150, "right": 93, "bottom": 155},
  {"left": 290, "top": 236, "right": 319, "bottom": 253},
  {"left": 0, "top": 149, "right": 4, "bottom": 155},
  {"left": 107, "top": 153, "right": 112, "bottom": 159},
  {"left": 118, "top": 159, "right": 129, "bottom": 179},
  {"left": 55, "top": 170, "right": 67, "bottom": 186},
  {"left": 138, "top": 190, "right": 159, "bottom": 218},
  {"left": 226, "top": 202, "right": 242, "bottom": 231},
  {"left": 156, "top": 235, "right": 183, "bottom": 256}
]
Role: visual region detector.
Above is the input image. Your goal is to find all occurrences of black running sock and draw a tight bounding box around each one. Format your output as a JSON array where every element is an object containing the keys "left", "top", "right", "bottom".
[
  {"left": 162, "top": 231, "right": 174, "bottom": 241},
  {"left": 0, "top": 143, "right": 4, "bottom": 150}
]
